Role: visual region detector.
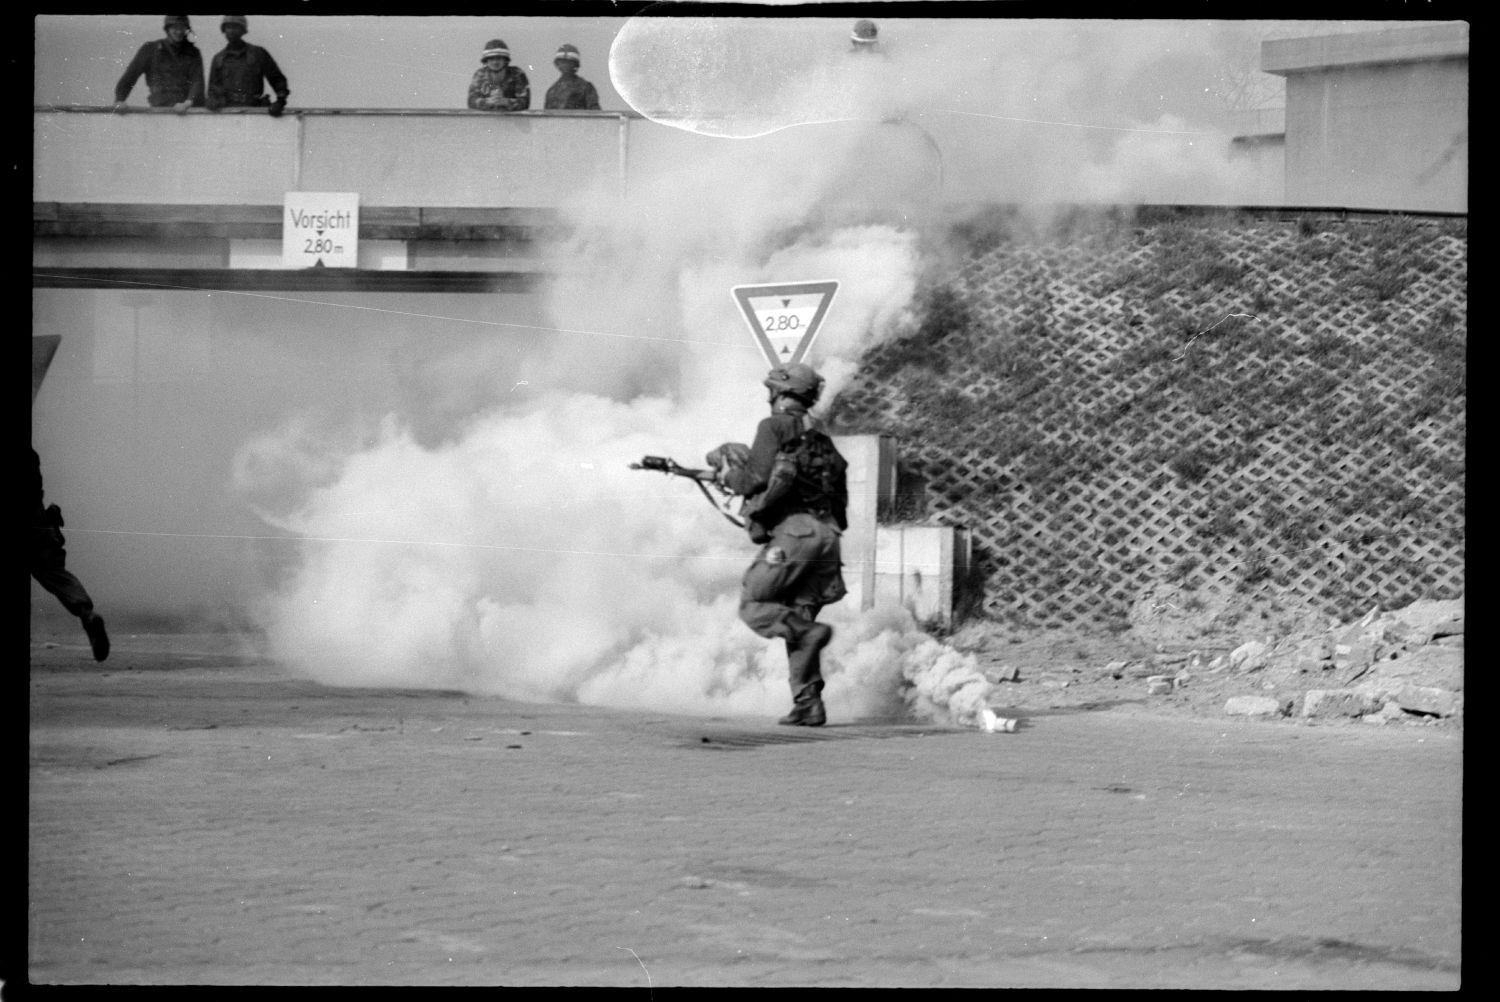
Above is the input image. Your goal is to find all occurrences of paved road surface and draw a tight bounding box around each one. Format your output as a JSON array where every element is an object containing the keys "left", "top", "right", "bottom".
[{"left": 23, "top": 631, "right": 1462, "bottom": 988}]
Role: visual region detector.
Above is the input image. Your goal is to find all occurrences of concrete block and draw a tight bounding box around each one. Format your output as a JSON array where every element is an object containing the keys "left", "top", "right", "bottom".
[
  {"left": 1372, "top": 645, "right": 1463, "bottom": 691},
  {"left": 1389, "top": 598, "right": 1465, "bottom": 642},
  {"left": 1392, "top": 685, "right": 1464, "bottom": 717},
  {"left": 833, "top": 434, "right": 896, "bottom": 614},
  {"left": 1224, "top": 695, "right": 1284, "bottom": 717},
  {"left": 1302, "top": 688, "right": 1379, "bottom": 718},
  {"left": 872, "top": 524, "right": 971, "bottom": 628},
  {"left": 985, "top": 664, "right": 1020, "bottom": 683},
  {"left": 1434, "top": 616, "right": 1464, "bottom": 638},
  {"left": 1331, "top": 641, "right": 1376, "bottom": 671},
  {"left": 1229, "top": 640, "right": 1269, "bottom": 671}
]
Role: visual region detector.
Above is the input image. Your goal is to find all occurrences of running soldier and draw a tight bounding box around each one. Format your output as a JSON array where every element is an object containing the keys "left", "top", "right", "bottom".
[{"left": 708, "top": 364, "right": 849, "bottom": 726}]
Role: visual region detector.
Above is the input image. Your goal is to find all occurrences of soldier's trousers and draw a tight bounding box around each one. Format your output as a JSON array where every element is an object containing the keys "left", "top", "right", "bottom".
[
  {"left": 30, "top": 528, "right": 95, "bottom": 619},
  {"left": 738, "top": 513, "right": 847, "bottom": 696}
]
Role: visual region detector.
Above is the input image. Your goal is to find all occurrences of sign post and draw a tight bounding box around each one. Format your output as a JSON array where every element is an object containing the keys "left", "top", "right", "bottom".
[
  {"left": 732, "top": 280, "right": 839, "bottom": 367},
  {"left": 282, "top": 192, "right": 359, "bottom": 269}
]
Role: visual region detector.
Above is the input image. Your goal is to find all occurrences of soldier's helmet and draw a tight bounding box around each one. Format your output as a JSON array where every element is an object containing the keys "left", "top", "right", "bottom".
[
  {"left": 221, "top": 15, "right": 248, "bottom": 32},
  {"left": 851, "top": 19, "right": 878, "bottom": 45},
  {"left": 163, "top": 15, "right": 192, "bottom": 31},
  {"left": 554, "top": 43, "right": 582, "bottom": 65},
  {"left": 764, "top": 363, "right": 824, "bottom": 403},
  {"left": 482, "top": 39, "right": 511, "bottom": 62}
]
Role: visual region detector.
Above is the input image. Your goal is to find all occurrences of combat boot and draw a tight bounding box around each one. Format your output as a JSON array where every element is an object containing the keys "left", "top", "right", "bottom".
[
  {"left": 82, "top": 612, "right": 109, "bottom": 662},
  {"left": 778, "top": 697, "right": 826, "bottom": 727},
  {"left": 778, "top": 674, "right": 829, "bottom": 728}
]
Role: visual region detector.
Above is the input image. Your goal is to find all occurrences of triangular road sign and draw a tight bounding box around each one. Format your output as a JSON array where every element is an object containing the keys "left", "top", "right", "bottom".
[{"left": 732, "top": 280, "right": 839, "bottom": 368}]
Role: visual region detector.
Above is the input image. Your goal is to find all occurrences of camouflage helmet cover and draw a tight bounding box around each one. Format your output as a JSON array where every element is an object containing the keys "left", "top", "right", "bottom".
[
  {"left": 163, "top": 15, "right": 192, "bottom": 30},
  {"left": 221, "top": 15, "right": 248, "bottom": 31},
  {"left": 705, "top": 442, "right": 752, "bottom": 470},
  {"left": 763, "top": 362, "right": 824, "bottom": 402}
]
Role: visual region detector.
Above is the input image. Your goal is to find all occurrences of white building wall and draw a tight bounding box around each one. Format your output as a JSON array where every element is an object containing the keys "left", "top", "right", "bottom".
[{"left": 1264, "top": 23, "right": 1467, "bottom": 213}]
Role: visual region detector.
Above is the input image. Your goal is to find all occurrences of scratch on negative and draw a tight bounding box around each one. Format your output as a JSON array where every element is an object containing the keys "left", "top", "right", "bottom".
[
  {"left": 1175, "top": 313, "right": 1259, "bottom": 361},
  {"left": 617, "top": 946, "right": 654, "bottom": 998}
]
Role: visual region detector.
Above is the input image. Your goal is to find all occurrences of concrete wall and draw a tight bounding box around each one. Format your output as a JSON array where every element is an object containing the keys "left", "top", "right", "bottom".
[
  {"left": 1264, "top": 23, "right": 1467, "bottom": 212},
  {"left": 33, "top": 110, "right": 631, "bottom": 208},
  {"left": 835, "top": 434, "right": 970, "bottom": 627},
  {"left": 1227, "top": 108, "right": 1286, "bottom": 206},
  {"left": 34, "top": 106, "right": 1252, "bottom": 215},
  {"left": 873, "top": 524, "right": 972, "bottom": 628},
  {"left": 33, "top": 109, "right": 939, "bottom": 212}
]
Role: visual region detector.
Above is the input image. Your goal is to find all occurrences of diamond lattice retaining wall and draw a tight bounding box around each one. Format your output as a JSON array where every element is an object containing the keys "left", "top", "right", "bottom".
[{"left": 829, "top": 208, "right": 1466, "bottom": 629}]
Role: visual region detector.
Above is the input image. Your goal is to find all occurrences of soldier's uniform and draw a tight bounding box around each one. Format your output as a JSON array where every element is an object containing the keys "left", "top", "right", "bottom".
[
  {"left": 114, "top": 16, "right": 205, "bottom": 108},
  {"left": 717, "top": 365, "right": 847, "bottom": 726},
  {"left": 544, "top": 43, "right": 600, "bottom": 110},
  {"left": 468, "top": 39, "right": 530, "bottom": 111},
  {"left": 207, "top": 16, "right": 289, "bottom": 111},
  {"left": 544, "top": 74, "right": 600, "bottom": 110}
]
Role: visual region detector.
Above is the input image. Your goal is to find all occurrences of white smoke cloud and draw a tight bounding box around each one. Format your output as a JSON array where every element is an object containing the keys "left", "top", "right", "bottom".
[
  {"left": 1073, "top": 114, "right": 1261, "bottom": 204},
  {"left": 233, "top": 16, "right": 1040, "bottom": 729},
  {"left": 608, "top": 17, "right": 1271, "bottom": 208}
]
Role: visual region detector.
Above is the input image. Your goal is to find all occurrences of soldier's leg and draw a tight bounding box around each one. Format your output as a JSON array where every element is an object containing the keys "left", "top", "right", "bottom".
[
  {"left": 31, "top": 532, "right": 109, "bottom": 661},
  {"left": 738, "top": 520, "right": 820, "bottom": 640},
  {"left": 739, "top": 518, "right": 833, "bottom": 724},
  {"left": 30, "top": 533, "right": 94, "bottom": 619}
]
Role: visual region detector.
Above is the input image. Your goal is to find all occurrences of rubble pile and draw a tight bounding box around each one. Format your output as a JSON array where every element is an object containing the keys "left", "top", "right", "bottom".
[
  {"left": 1213, "top": 597, "right": 1465, "bottom": 724},
  {"left": 959, "top": 597, "right": 1463, "bottom": 727}
]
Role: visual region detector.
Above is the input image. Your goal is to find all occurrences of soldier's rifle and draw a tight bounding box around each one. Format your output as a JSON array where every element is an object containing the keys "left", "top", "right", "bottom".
[{"left": 629, "top": 456, "right": 746, "bottom": 528}]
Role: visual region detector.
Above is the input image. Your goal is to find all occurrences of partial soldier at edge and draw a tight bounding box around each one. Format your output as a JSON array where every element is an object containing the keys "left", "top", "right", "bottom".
[{"left": 31, "top": 449, "right": 110, "bottom": 663}]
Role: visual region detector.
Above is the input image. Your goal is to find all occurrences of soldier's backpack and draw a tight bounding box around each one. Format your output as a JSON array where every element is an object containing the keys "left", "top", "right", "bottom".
[{"left": 741, "top": 427, "right": 849, "bottom": 544}]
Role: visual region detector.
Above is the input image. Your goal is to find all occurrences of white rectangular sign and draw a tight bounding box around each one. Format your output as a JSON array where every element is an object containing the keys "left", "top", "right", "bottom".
[{"left": 283, "top": 192, "right": 359, "bottom": 269}]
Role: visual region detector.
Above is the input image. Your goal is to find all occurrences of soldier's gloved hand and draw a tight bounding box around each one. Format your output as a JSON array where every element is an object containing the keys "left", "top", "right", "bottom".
[
  {"left": 705, "top": 442, "right": 751, "bottom": 490},
  {"left": 268, "top": 99, "right": 286, "bottom": 118}
]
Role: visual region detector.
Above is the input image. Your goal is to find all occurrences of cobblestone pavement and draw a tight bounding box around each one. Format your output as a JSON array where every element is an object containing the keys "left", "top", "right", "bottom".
[{"left": 23, "top": 633, "right": 1462, "bottom": 988}]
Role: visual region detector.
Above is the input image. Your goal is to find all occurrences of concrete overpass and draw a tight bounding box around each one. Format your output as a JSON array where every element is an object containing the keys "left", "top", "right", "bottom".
[
  {"left": 34, "top": 107, "right": 650, "bottom": 294},
  {"left": 34, "top": 106, "right": 954, "bottom": 295}
]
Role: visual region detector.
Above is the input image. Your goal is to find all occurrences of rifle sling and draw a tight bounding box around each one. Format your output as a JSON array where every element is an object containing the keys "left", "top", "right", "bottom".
[{"left": 692, "top": 478, "right": 746, "bottom": 528}]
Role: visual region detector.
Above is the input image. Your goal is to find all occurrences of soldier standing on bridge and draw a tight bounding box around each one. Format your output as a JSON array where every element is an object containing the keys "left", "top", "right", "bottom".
[
  {"left": 113, "top": 15, "right": 205, "bottom": 114},
  {"left": 543, "top": 44, "right": 601, "bottom": 110},
  {"left": 468, "top": 39, "right": 531, "bottom": 111},
  {"left": 207, "top": 16, "right": 290, "bottom": 116}
]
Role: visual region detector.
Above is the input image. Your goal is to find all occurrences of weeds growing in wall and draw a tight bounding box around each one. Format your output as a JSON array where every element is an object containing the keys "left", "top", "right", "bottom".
[{"left": 827, "top": 209, "right": 1466, "bottom": 629}]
